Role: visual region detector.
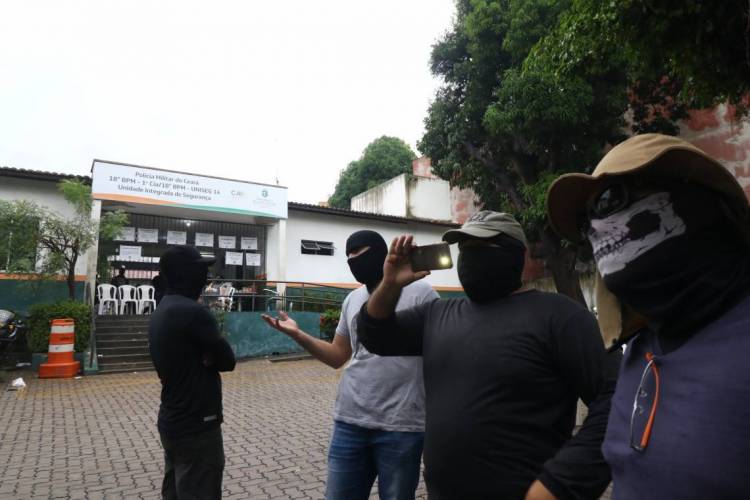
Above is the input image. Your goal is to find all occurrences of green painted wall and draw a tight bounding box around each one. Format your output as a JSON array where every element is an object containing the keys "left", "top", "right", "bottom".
[
  {"left": 0, "top": 279, "right": 85, "bottom": 315},
  {"left": 223, "top": 311, "right": 325, "bottom": 359}
]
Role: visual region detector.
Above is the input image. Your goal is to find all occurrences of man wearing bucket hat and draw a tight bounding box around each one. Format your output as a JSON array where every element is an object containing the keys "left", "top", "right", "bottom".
[
  {"left": 357, "top": 211, "right": 617, "bottom": 500},
  {"left": 547, "top": 133, "right": 750, "bottom": 499},
  {"left": 149, "top": 246, "right": 236, "bottom": 500}
]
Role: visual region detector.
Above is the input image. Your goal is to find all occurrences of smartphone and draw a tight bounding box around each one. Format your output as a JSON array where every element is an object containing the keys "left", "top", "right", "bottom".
[{"left": 410, "top": 242, "right": 453, "bottom": 272}]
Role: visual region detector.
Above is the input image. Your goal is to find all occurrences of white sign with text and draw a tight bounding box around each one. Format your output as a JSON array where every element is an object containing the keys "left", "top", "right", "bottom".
[
  {"left": 240, "top": 237, "right": 258, "bottom": 250},
  {"left": 195, "top": 233, "right": 214, "bottom": 247},
  {"left": 166, "top": 231, "right": 187, "bottom": 245},
  {"left": 225, "top": 251, "right": 243, "bottom": 266},
  {"left": 92, "top": 161, "right": 288, "bottom": 218}
]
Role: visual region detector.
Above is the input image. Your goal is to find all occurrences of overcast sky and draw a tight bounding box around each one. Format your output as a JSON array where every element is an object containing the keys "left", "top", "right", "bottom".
[{"left": 0, "top": 1, "right": 456, "bottom": 204}]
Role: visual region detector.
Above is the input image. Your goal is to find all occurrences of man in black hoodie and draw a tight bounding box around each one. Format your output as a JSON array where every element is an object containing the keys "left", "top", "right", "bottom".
[
  {"left": 149, "top": 246, "right": 236, "bottom": 500},
  {"left": 358, "top": 212, "right": 617, "bottom": 500}
]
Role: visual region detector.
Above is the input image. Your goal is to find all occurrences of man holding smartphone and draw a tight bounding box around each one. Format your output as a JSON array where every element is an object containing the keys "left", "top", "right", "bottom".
[
  {"left": 262, "top": 230, "right": 438, "bottom": 500},
  {"left": 357, "top": 212, "right": 618, "bottom": 500}
]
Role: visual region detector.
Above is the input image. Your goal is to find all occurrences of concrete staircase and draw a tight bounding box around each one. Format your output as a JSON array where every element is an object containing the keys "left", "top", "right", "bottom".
[{"left": 94, "top": 315, "right": 153, "bottom": 374}]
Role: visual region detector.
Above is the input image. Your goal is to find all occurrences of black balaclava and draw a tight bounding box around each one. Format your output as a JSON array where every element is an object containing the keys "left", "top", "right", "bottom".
[
  {"left": 346, "top": 230, "right": 388, "bottom": 293},
  {"left": 165, "top": 263, "right": 209, "bottom": 300},
  {"left": 458, "top": 233, "right": 525, "bottom": 303},
  {"left": 588, "top": 182, "right": 750, "bottom": 341}
]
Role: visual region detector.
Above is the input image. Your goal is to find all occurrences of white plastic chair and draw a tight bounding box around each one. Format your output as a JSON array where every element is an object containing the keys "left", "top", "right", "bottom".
[
  {"left": 218, "top": 286, "right": 236, "bottom": 312},
  {"left": 118, "top": 285, "right": 139, "bottom": 315},
  {"left": 137, "top": 285, "right": 157, "bottom": 315},
  {"left": 97, "top": 284, "right": 119, "bottom": 315}
]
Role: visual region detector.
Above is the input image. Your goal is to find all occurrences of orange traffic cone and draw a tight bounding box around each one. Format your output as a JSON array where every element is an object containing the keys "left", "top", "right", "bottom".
[{"left": 39, "top": 318, "right": 81, "bottom": 378}]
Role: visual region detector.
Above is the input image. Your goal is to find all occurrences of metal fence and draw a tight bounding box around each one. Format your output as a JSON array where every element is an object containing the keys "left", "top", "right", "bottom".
[{"left": 199, "top": 279, "right": 349, "bottom": 313}]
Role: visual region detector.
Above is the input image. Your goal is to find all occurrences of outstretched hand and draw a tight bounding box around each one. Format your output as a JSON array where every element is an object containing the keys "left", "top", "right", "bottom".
[
  {"left": 261, "top": 311, "right": 300, "bottom": 338},
  {"left": 382, "top": 235, "right": 430, "bottom": 289}
]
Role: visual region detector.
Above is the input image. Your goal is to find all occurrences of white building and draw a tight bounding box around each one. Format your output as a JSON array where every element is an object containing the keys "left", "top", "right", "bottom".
[{"left": 0, "top": 160, "right": 462, "bottom": 311}]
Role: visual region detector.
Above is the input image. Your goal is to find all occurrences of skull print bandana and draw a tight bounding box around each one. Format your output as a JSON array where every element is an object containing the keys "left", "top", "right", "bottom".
[
  {"left": 588, "top": 183, "right": 750, "bottom": 341},
  {"left": 588, "top": 192, "right": 686, "bottom": 278}
]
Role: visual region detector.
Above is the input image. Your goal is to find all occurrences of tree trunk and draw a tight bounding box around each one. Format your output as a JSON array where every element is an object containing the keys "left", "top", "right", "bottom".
[
  {"left": 541, "top": 227, "right": 586, "bottom": 306},
  {"left": 67, "top": 255, "right": 77, "bottom": 300}
]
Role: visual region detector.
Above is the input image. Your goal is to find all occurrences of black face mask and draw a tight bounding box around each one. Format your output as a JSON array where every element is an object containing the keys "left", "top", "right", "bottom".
[
  {"left": 589, "top": 183, "right": 750, "bottom": 338},
  {"left": 458, "top": 237, "right": 525, "bottom": 302},
  {"left": 346, "top": 230, "right": 388, "bottom": 293},
  {"left": 166, "top": 264, "right": 209, "bottom": 300}
]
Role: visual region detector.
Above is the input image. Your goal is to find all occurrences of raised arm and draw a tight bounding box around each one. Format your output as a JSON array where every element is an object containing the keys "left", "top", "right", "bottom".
[
  {"left": 358, "top": 235, "right": 435, "bottom": 356},
  {"left": 262, "top": 311, "right": 352, "bottom": 369},
  {"left": 535, "top": 309, "right": 620, "bottom": 500},
  {"left": 366, "top": 235, "right": 430, "bottom": 318}
]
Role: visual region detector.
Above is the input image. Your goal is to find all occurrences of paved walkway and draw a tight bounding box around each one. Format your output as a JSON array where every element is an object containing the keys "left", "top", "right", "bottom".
[
  {"left": 0, "top": 359, "right": 611, "bottom": 499},
  {"left": 0, "top": 360, "right": 425, "bottom": 499}
]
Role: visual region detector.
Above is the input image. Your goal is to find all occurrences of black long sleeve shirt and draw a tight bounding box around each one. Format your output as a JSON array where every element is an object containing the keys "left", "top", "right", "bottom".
[
  {"left": 149, "top": 293, "right": 236, "bottom": 438},
  {"left": 357, "top": 289, "right": 619, "bottom": 500}
]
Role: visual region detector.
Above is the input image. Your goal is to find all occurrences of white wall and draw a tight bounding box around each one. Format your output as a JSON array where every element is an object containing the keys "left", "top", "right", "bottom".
[
  {"left": 0, "top": 176, "right": 89, "bottom": 275},
  {"left": 284, "top": 209, "right": 461, "bottom": 289},
  {"left": 407, "top": 176, "right": 452, "bottom": 221},
  {"left": 350, "top": 174, "right": 408, "bottom": 216}
]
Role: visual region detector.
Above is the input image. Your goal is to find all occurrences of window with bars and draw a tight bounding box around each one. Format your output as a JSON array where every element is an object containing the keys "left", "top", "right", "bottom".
[{"left": 301, "top": 240, "right": 335, "bottom": 256}]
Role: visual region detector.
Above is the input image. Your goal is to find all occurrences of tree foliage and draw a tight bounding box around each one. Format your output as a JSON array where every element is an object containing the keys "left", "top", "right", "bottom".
[
  {"left": 536, "top": 0, "right": 750, "bottom": 114},
  {"left": 0, "top": 180, "right": 128, "bottom": 299},
  {"left": 420, "top": 0, "right": 629, "bottom": 301},
  {"left": 421, "top": 0, "right": 749, "bottom": 301},
  {"left": 0, "top": 200, "right": 41, "bottom": 272},
  {"left": 328, "top": 136, "right": 417, "bottom": 209}
]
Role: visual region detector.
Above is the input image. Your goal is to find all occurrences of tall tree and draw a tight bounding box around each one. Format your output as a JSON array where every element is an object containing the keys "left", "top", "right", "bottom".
[
  {"left": 1, "top": 180, "right": 128, "bottom": 299},
  {"left": 0, "top": 200, "right": 41, "bottom": 272},
  {"left": 420, "top": 0, "right": 630, "bottom": 302},
  {"left": 329, "top": 136, "right": 417, "bottom": 209},
  {"left": 537, "top": 0, "right": 750, "bottom": 115}
]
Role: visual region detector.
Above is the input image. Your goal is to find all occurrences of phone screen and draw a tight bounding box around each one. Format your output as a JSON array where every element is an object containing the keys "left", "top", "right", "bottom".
[{"left": 410, "top": 243, "right": 453, "bottom": 272}]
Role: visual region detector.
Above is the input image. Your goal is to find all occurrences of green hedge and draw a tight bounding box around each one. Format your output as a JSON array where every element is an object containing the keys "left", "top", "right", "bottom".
[{"left": 27, "top": 301, "right": 92, "bottom": 353}]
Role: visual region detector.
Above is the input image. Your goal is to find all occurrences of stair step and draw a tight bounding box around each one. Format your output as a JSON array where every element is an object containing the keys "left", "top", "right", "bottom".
[
  {"left": 96, "top": 314, "right": 151, "bottom": 323},
  {"left": 96, "top": 332, "right": 148, "bottom": 345},
  {"left": 95, "top": 324, "right": 148, "bottom": 333},
  {"left": 97, "top": 346, "right": 151, "bottom": 356},
  {"left": 97, "top": 337, "right": 149, "bottom": 345},
  {"left": 98, "top": 353, "right": 153, "bottom": 363},
  {"left": 97, "top": 361, "right": 154, "bottom": 374}
]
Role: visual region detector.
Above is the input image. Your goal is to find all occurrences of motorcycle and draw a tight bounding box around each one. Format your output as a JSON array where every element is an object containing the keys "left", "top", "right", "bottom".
[{"left": 0, "top": 309, "right": 25, "bottom": 373}]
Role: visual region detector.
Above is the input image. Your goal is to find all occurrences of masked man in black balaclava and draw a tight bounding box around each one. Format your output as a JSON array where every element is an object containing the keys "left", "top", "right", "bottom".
[
  {"left": 148, "top": 246, "right": 236, "bottom": 500},
  {"left": 262, "top": 230, "right": 438, "bottom": 500},
  {"left": 357, "top": 212, "right": 618, "bottom": 500},
  {"left": 547, "top": 133, "right": 750, "bottom": 500}
]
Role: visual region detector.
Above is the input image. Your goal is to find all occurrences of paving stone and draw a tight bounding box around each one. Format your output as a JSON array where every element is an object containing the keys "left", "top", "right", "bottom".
[{"left": 0, "top": 359, "right": 610, "bottom": 499}]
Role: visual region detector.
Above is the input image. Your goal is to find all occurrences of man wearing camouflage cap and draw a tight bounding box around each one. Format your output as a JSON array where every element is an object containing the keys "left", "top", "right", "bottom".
[
  {"left": 358, "top": 211, "right": 617, "bottom": 500},
  {"left": 547, "top": 133, "right": 750, "bottom": 499}
]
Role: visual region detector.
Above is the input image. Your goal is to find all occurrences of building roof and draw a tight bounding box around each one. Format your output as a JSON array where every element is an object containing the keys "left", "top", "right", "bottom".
[
  {"left": 0, "top": 166, "right": 91, "bottom": 184},
  {"left": 0, "top": 166, "right": 459, "bottom": 227},
  {"left": 288, "top": 202, "right": 460, "bottom": 228}
]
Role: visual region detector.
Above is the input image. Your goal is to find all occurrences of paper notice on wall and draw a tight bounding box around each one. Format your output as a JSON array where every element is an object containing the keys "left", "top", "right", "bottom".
[
  {"left": 240, "top": 237, "right": 258, "bottom": 250},
  {"left": 245, "top": 253, "right": 261, "bottom": 267},
  {"left": 137, "top": 228, "right": 159, "bottom": 243},
  {"left": 115, "top": 227, "right": 136, "bottom": 241},
  {"left": 119, "top": 245, "right": 142, "bottom": 259},
  {"left": 195, "top": 233, "right": 214, "bottom": 247},
  {"left": 225, "top": 251, "right": 243, "bottom": 266},
  {"left": 218, "top": 235, "right": 236, "bottom": 249},
  {"left": 166, "top": 230, "right": 187, "bottom": 245}
]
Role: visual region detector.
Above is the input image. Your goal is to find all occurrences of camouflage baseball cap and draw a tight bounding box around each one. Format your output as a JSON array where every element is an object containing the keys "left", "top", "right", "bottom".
[{"left": 442, "top": 211, "right": 527, "bottom": 247}]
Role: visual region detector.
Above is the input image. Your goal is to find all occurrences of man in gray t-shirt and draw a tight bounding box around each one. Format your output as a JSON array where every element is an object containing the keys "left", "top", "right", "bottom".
[{"left": 263, "top": 230, "right": 437, "bottom": 500}]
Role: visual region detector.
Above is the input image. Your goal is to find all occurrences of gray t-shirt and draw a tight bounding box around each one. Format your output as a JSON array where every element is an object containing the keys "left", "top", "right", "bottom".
[{"left": 333, "top": 280, "right": 438, "bottom": 432}]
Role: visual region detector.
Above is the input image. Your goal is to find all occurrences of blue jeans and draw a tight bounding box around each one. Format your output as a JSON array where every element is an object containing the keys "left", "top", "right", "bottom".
[{"left": 325, "top": 420, "right": 424, "bottom": 500}]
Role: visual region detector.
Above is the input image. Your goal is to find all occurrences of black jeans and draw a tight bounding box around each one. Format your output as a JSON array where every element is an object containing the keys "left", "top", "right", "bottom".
[{"left": 159, "top": 426, "right": 225, "bottom": 500}]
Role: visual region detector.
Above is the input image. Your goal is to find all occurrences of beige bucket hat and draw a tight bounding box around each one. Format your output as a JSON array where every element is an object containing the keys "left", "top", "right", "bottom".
[
  {"left": 547, "top": 133, "right": 749, "bottom": 242},
  {"left": 547, "top": 133, "right": 750, "bottom": 347}
]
